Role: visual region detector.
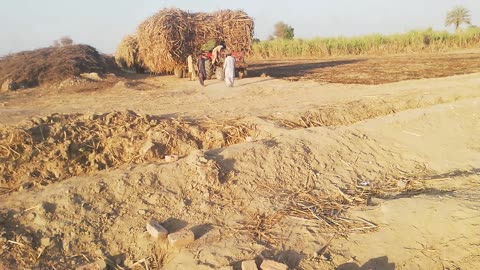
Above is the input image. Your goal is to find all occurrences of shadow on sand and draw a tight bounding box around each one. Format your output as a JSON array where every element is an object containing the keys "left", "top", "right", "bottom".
[{"left": 248, "top": 59, "right": 364, "bottom": 78}]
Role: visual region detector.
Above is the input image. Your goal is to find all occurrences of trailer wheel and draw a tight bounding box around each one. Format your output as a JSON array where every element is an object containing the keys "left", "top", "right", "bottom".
[
  {"left": 205, "top": 60, "right": 214, "bottom": 79},
  {"left": 215, "top": 67, "right": 225, "bottom": 81},
  {"left": 238, "top": 69, "right": 247, "bottom": 79}
]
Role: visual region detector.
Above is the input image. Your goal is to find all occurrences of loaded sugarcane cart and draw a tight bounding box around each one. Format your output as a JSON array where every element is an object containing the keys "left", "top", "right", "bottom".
[{"left": 115, "top": 8, "right": 254, "bottom": 79}]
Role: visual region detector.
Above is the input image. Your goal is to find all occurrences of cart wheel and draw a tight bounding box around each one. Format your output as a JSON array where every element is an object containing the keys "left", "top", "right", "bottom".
[
  {"left": 215, "top": 67, "right": 225, "bottom": 80},
  {"left": 205, "top": 60, "right": 214, "bottom": 79},
  {"left": 238, "top": 70, "right": 246, "bottom": 79}
]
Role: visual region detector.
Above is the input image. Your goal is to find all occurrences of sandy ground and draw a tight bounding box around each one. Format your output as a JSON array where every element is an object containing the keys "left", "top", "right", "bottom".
[
  {"left": 1, "top": 71, "right": 479, "bottom": 125},
  {"left": 0, "top": 54, "right": 479, "bottom": 269}
]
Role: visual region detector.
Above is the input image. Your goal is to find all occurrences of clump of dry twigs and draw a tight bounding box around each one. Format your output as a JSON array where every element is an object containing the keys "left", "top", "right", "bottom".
[
  {"left": 247, "top": 176, "right": 431, "bottom": 243},
  {"left": 282, "top": 189, "right": 376, "bottom": 236},
  {"left": 236, "top": 212, "right": 285, "bottom": 245},
  {"left": 248, "top": 181, "right": 379, "bottom": 241}
]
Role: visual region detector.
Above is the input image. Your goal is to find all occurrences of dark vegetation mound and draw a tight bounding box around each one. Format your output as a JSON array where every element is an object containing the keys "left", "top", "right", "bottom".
[{"left": 0, "top": 45, "right": 119, "bottom": 90}]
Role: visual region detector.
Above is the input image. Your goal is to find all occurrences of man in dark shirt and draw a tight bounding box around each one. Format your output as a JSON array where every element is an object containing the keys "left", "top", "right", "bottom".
[{"left": 197, "top": 53, "right": 207, "bottom": 87}]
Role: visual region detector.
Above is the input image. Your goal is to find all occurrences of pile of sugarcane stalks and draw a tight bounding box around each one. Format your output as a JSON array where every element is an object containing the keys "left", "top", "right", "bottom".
[
  {"left": 136, "top": 8, "right": 254, "bottom": 73},
  {"left": 114, "top": 34, "right": 143, "bottom": 71}
]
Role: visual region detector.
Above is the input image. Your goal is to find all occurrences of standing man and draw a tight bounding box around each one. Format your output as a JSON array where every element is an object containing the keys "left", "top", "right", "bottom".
[
  {"left": 223, "top": 51, "right": 235, "bottom": 87},
  {"left": 211, "top": 44, "right": 224, "bottom": 66},
  {"left": 197, "top": 53, "right": 207, "bottom": 87}
]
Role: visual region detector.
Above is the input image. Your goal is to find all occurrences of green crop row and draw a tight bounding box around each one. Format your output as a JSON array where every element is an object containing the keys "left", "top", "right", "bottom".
[{"left": 251, "top": 28, "right": 480, "bottom": 58}]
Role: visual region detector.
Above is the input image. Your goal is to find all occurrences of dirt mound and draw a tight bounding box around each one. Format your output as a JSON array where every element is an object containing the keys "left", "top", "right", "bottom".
[
  {"left": 0, "top": 54, "right": 478, "bottom": 269},
  {"left": 0, "top": 118, "right": 431, "bottom": 269},
  {"left": 0, "top": 149, "right": 226, "bottom": 269},
  {"left": 1, "top": 97, "right": 477, "bottom": 269},
  {"left": 268, "top": 94, "right": 460, "bottom": 128},
  {"left": 0, "top": 45, "right": 119, "bottom": 90},
  {"left": 0, "top": 111, "right": 253, "bottom": 190}
]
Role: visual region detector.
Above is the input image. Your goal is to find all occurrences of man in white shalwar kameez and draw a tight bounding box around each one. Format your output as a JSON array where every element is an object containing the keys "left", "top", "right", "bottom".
[{"left": 223, "top": 53, "right": 235, "bottom": 87}]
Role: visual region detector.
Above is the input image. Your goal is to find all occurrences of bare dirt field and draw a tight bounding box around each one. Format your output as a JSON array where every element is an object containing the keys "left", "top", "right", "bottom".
[
  {"left": 249, "top": 51, "right": 480, "bottom": 84},
  {"left": 0, "top": 51, "right": 479, "bottom": 270}
]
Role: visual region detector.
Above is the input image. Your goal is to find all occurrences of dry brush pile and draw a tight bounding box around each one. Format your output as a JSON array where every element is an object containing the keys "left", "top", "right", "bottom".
[
  {"left": 0, "top": 111, "right": 254, "bottom": 190},
  {"left": 135, "top": 8, "right": 254, "bottom": 73},
  {"left": 0, "top": 45, "right": 118, "bottom": 90}
]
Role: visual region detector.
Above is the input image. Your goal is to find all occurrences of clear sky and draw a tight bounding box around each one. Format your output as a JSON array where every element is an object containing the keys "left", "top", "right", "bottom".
[{"left": 1, "top": 0, "right": 478, "bottom": 55}]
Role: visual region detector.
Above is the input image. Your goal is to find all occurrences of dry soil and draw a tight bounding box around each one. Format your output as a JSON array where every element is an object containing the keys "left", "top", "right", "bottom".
[{"left": 0, "top": 51, "right": 479, "bottom": 270}]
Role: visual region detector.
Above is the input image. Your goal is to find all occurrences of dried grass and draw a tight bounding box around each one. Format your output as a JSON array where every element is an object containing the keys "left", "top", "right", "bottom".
[
  {"left": 136, "top": 8, "right": 254, "bottom": 73},
  {"left": 115, "top": 35, "right": 142, "bottom": 70},
  {"left": 237, "top": 212, "right": 285, "bottom": 245},
  {"left": 0, "top": 231, "right": 38, "bottom": 267},
  {"left": 241, "top": 177, "right": 430, "bottom": 244},
  {"left": 0, "top": 45, "right": 118, "bottom": 89},
  {"left": 0, "top": 111, "right": 255, "bottom": 190},
  {"left": 281, "top": 189, "right": 375, "bottom": 236},
  {"left": 268, "top": 96, "right": 459, "bottom": 129}
]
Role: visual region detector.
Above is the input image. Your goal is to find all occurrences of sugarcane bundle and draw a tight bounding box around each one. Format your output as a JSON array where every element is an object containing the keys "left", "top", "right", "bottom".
[
  {"left": 136, "top": 8, "right": 254, "bottom": 73},
  {"left": 212, "top": 10, "right": 255, "bottom": 53},
  {"left": 114, "top": 34, "right": 142, "bottom": 69},
  {"left": 190, "top": 12, "right": 222, "bottom": 52},
  {"left": 191, "top": 10, "right": 254, "bottom": 54},
  {"left": 137, "top": 8, "right": 193, "bottom": 73}
]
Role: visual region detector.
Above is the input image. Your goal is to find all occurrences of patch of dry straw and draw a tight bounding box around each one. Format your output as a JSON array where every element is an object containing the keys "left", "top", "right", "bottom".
[
  {"left": 0, "top": 111, "right": 255, "bottom": 191},
  {"left": 235, "top": 177, "right": 429, "bottom": 245}
]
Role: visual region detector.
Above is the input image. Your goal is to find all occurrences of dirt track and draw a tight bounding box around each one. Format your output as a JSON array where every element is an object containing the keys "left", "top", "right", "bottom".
[{"left": 0, "top": 52, "right": 479, "bottom": 269}]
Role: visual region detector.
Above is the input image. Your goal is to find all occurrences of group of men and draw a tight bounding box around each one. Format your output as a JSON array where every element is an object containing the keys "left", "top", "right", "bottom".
[{"left": 186, "top": 44, "right": 236, "bottom": 87}]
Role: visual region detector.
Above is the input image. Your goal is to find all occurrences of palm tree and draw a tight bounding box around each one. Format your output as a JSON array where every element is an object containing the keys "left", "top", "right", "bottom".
[{"left": 445, "top": 6, "right": 471, "bottom": 30}]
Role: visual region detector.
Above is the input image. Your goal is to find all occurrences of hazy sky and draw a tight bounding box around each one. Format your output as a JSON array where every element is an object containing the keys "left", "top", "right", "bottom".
[{"left": 1, "top": 0, "right": 478, "bottom": 55}]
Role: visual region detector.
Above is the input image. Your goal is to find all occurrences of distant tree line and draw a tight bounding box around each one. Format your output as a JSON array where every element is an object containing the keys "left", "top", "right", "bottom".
[
  {"left": 256, "top": 6, "right": 473, "bottom": 42},
  {"left": 272, "top": 21, "right": 294, "bottom": 40}
]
